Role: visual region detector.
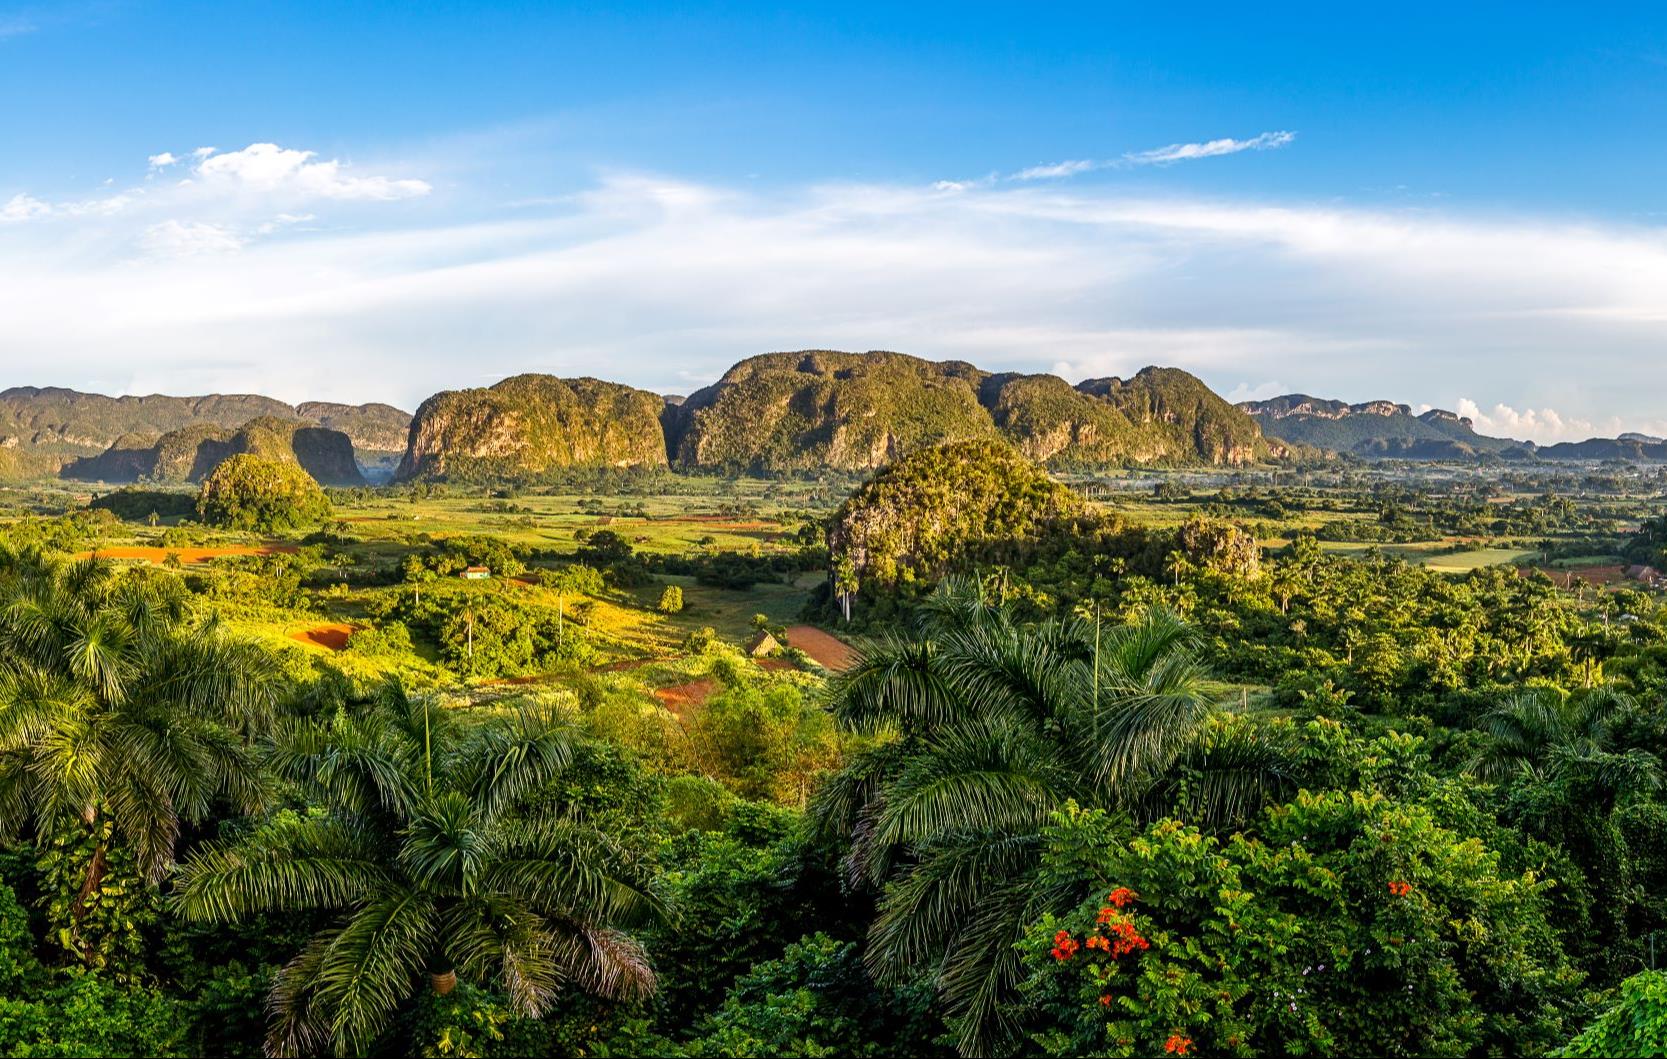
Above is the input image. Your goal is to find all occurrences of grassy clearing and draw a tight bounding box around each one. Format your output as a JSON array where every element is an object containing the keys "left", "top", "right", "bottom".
[{"left": 1420, "top": 547, "right": 1541, "bottom": 572}]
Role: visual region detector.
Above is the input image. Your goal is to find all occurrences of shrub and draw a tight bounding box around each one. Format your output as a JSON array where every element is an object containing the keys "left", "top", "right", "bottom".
[
  {"left": 1558, "top": 971, "right": 1667, "bottom": 1057},
  {"left": 658, "top": 584, "right": 685, "bottom": 613}
]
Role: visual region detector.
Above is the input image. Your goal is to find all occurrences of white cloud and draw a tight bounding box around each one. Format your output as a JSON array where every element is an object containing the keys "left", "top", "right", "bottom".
[
  {"left": 141, "top": 220, "right": 246, "bottom": 256},
  {"left": 1126, "top": 131, "right": 1296, "bottom": 166},
  {"left": 194, "top": 143, "right": 431, "bottom": 201},
  {"left": 0, "top": 193, "right": 50, "bottom": 223},
  {"left": 1, "top": 165, "right": 1666, "bottom": 433},
  {"left": 1449, "top": 399, "right": 1667, "bottom": 446},
  {"left": 1227, "top": 380, "right": 1291, "bottom": 404},
  {"left": 192, "top": 146, "right": 217, "bottom": 160},
  {"left": 60, "top": 192, "right": 135, "bottom": 216},
  {"left": 148, "top": 152, "right": 180, "bottom": 169}
]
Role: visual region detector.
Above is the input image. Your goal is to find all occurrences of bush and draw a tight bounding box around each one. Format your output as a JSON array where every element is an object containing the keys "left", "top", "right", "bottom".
[
  {"left": 195, "top": 455, "right": 330, "bottom": 533},
  {"left": 1018, "top": 793, "right": 1582, "bottom": 1058},
  {"left": 658, "top": 584, "right": 685, "bottom": 614},
  {"left": 1558, "top": 970, "right": 1667, "bottom": 1057}
]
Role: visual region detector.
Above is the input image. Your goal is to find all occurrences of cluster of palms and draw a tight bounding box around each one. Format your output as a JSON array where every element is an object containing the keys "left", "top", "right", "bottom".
[
  {"left": 174, "top": 685, "right": 662, "bottom": 1056},
  {"left": 811, "top": 576, "right": 1299, "bottom": 1055},
  {"left": 1469, "top": 687, "right": 1663, "bottom": 972},
  {"left": 0, "top": 546, "right": 660, "bottom": 1056},
  {"left": 0, "top": 547, "right": 277, "bottom": 910}
]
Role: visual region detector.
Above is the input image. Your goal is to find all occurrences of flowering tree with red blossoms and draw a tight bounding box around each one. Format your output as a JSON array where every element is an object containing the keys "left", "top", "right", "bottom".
[{"left": 1016, "top": 795, "right": 1582, "bottom": 1057}]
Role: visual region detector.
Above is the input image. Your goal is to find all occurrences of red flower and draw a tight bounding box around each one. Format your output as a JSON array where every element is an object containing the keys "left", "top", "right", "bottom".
[
  {"left": 1099, "top": 994, "right": 1112, "bottom": 1006},
  {"left": 1050, "top": 930, "right": 1080, "bottom": 961},
  {"left": 1388, "top": 880, "right": 1413, "bottom": 897},
  {"left": 1107, "top": 887, "right": 1137, "bottom": 908},
  {"left": 1164, "top": 1034, "right": 1194, "bottom": 1055}
]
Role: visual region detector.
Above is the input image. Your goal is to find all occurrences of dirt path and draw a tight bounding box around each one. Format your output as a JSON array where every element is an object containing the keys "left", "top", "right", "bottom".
[
  {"left": 782, "top": 625, "right": 857, "bottom": 670},
  {"left": 290, "top": 623, "right": 356, "bottom": 650},
  {"left": 653, "top": 678, "right": 717, "bottom": 714}
]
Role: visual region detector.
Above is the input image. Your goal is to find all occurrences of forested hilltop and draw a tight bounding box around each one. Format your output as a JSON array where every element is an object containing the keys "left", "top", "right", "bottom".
[{"left": 62, "top": 417, "right": 365, "bottom": 487}]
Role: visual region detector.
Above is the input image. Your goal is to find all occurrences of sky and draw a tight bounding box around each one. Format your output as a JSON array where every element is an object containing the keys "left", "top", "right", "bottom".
[{"left": 2, "top": 2, "right": 1666, "bottom": 443}]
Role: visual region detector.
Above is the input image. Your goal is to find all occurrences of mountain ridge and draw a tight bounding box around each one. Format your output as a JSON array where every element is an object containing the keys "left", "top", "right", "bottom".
[
  {"left": 0, "top": 386, "right": 409, "bottom": 478},
  {"left": 4, "top": 365, "right": 1664, "bottom": 482}
]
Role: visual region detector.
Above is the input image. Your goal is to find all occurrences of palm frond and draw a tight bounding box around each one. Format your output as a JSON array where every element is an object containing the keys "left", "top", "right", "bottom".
[
  {"left": 823, "top": 635, "right": 960, "bottom": 734},
  {"left": 313, "top": 890, "right": 436, "bottom": 1056},
  {"left": 171, "top": 813, "right": 389, "bottom": 922},
  {"left": 458, "top": 705, "right": 577, "bottom": 821}
]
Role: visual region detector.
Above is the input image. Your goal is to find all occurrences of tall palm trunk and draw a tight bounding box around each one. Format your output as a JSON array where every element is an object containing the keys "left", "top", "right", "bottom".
[{"left": 72, "top": 842, "right": 108, "bottom": 922}]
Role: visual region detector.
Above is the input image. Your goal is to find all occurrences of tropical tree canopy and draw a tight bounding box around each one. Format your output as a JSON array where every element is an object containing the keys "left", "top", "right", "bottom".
[
  {"left": 172, "top": 683, "right": 664, "bottom": 1056},
  {"left": 0, "top": 547, "right": 279, "bottom": 923},
  {"left": 811, "top": 577, "right": 1298, "bottom": 1055}
]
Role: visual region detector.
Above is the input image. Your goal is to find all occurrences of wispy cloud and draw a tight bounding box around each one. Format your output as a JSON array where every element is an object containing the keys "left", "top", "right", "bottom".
[
  {"left": 0, "top": 193, "right": 51, "bottom": 223},
  {"left": 1011, "top": 159, "right": 1100, "bottom": 181},
  {"left": 1126, "top": 130, "right": 1296, "bottom": 166},
  {"left": 0, "top": 14, "right": 36, "bottom": 40},
  {"left": 1006, "top": 130, "right": 1297, "bottom": 182},
  {"left": 141, "top": 219, "right": 245, "bottom": 256}
]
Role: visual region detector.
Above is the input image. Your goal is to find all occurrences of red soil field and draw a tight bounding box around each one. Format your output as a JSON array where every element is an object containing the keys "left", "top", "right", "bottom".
[
  {"left": 1518, "top": 565, "right": 1627, "bottom": 588},
  {"left": 654, "top": 677, "right": 717, "bottom": 714},
  {"left": 290, "top": 623, "right": 356, "bottom": 650},
  {"left": 77, "top": 544, "right": 298, "bottom": 564},
  {"left": 782, "top": 625, "right": 856, "bottom": 670}
]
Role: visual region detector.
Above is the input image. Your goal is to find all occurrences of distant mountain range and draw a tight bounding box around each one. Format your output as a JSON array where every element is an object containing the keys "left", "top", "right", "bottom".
[
  {"left": 2, "top": 358, "right": 1663, "bottom": 486},
  {"left": 1241, "top": 394, "right": 1667, "bottom": 463},
  {"left": 0, "top": 386, "right": 409, "bottom": 481}
]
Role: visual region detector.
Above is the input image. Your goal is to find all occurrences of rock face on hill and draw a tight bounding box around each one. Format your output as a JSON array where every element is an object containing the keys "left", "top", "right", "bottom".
[
  {"left": 295, "top": 401, "right": 412, "bottom": 458},
  {"left": 62, "top": 417, "right": 365, "bottom": 486},
  {"left": 396, "top": 375, "right": 668, "bottom": 481},
  {"left": 666, "top": 351, "right": 1277, "bottom": 473},
  {"left": 1073, "top": 367, "right": 1278, "bottom": 466},
  {"left": 669, "top": 351, "right": 999, "bottom": 472},
  {"left": 0, "top": 386, "right": 407, "bottom": 478},
  {"left": 1241, "top": 394, "right": 1530, "bottom": 460}
]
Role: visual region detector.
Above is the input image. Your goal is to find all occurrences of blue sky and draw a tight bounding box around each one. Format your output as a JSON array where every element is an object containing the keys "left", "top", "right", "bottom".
[{"left": 2, "top": 1, "right": 1666, "bottom": 441}]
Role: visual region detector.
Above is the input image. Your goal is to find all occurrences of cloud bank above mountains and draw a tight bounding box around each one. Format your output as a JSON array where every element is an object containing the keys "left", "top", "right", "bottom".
[{"left": 1, "top": 140, "right": 1664, "bottom": 444}]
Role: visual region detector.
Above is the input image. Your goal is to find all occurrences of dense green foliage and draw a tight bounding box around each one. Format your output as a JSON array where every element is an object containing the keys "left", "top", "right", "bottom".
[
  {"left": 8, "top": 442, "right": 1667, "bottom": 1058},
  {"left": 196, "top": 454, "right": 333, "bottom": 532},
  {"left": 173, "top": 685, "right": 662, "bottom": 1055},
  {"left": 1559, "top": 970, "right": 1667, "bottom": 1057}
]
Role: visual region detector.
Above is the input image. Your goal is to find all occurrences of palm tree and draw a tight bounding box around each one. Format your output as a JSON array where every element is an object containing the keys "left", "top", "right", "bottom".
[
  {"left": 1470, "top": 687, "right": 1661, "bottom": 800},
  {"left": 0, "top": 547, "right": 278, "bottom": 929},
  {"left": 810, "top": 577, "right": 1296, "bottom": 1056},
  {"left": 1470, "top": 687, "right": 1661, "bottom": 973},
  {"left": 173, "top": 684, "right": 663, "bottom": 1057}
]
